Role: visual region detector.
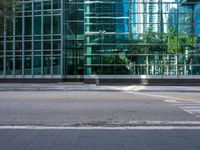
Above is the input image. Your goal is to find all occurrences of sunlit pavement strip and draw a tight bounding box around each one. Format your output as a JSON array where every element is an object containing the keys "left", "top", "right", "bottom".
[
  {"left": 125, "top": 91, "right": 200, "bottom": 101},
  {"left": 165, "top": 100, "right": 200, "bottom": 118},
  {"left": 49, "top": 91, "right": 194, "bottom": 100},
  {"left": 123, "top": 91, "right": 175, "bottom": 99},
  {"left": 1, "top": 125, "right": 200, "bottom": 130}
]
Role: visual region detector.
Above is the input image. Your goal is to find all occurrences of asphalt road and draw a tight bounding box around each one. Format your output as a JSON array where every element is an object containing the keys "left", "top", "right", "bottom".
[
  {"left": 0, "top": 91, "right": 200, "bottom": 126},
  {"left": 1, "top": 91, "right": 200, "bottom": 150}
]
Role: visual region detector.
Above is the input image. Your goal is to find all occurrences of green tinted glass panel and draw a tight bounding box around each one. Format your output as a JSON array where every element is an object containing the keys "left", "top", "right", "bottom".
[
  {"left": 34, "top": 16, "right": 41, "bottom": 35},
  {"left": 43, "top": 16, "right": 51, "bottom": 34}
]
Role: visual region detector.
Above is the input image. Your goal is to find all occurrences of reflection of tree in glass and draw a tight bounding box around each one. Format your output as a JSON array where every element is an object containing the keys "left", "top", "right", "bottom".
[
  {"left": 136, "top": 28, "right": 168, "bottom": 53},
  {"left": 0, "top": 0, "right": 19, "bottom": 35},
  {"left": 167, "top": 28, "right": 197, "bottom": 54},
  {"left": 104, "top": 54, "right": 132, "bottom": 74}
]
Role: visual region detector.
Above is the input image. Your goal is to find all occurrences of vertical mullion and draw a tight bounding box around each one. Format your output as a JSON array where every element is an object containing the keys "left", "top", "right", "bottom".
[
  {"left": 41, "top": 0, "right": 44, "bottom": 76},
  {"left": 146, "top": 54, "right": 149, "bottom": 75},
  {"left": 176, "top": 0, "right": 179, "bottom": 76},
  {"left": 31, "top": 0, "right": 34, "bottom": 76},
  {"left": 61, "top": 0, "right": 64, "bottom": 77},
  {"left": 3, "top": 12, "right": 6, "bottom": 77},
  {"left": 13, "top": 0, "right": 16, "bottom": 76},
  {"left": 51, "top": 0, "right": 53, "bottom": 77},
  {"left": 83, "top": 0, "right": 85, "bottom": 77},
  {"left": 22, "top": 1, "right": 25, "bottom": 76}
]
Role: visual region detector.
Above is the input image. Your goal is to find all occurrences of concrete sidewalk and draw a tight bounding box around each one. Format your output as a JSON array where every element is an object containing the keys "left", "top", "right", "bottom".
[
  {"left": 0, "top": 83, "right": 200, "bottom": 92},
  {"left": 1, "top": 127, "right": 200, "bottom": 150}
]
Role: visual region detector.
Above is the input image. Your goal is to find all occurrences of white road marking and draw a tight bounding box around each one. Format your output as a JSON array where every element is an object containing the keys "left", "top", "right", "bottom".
[
  {"left": 180, "top": 106, "right": 200, "bottom": 109},
  {"left": 0, "top": 125, "right": 200, "bottom": 130},
  {"left": 124, "top": 92, "right": 200, "bottom": 118},
  {"left": 165, "top": 100, "right": 200, "bottom": 118},
  {"left": 125, "top": 92, "right": 175, "bottom": 99},
  {"left": 165, "top": 100, "right": 200, "bottom": 104},
  {"left": 172, "top": 104, "right": 200, "bottom": 106},
  {"left": 184, "top": 109, "right": 200, "bottom": 113},
  {"left": 165, "top": 100, "right": 177, "bottom": 103},
  {"left": 183, "top": 109, "right": 200, "bottom": 114}
]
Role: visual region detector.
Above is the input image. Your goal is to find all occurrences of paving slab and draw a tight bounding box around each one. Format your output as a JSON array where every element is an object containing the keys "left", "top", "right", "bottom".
[{"left": 1, "top": 128, "right": 200, "bottom": 150}]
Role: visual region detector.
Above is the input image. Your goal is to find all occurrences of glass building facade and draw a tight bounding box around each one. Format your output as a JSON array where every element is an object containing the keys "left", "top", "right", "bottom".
[
  {"left": 0, "top": 0, "right": 63, "bottom": 78},
  {"left": 0, "top": 0, "right": 200, "bottom": 82}
]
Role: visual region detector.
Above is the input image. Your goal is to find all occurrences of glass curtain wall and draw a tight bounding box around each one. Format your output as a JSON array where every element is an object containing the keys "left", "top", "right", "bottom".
[
  {"left": 85, "top": 0, "right": 200, "bottom": 75},
  {"left": 1, "top": 0, "right": 200, "bottom": 79},
  {"left": 64, "top": 0, "right": 84, "bottom": 76},
  {"left": 0, "top": 0, "right": 63, "bottom": 77}
]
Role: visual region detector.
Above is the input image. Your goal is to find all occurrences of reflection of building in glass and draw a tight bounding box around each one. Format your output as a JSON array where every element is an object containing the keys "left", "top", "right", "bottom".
[
  {"left": 163, "top": 0, "right": 178, "bottom": 32},
  {"left": 130, "top": 0, "right": 137, "bottom": 39},
  {"left": 194, "top": 3, "right": 200, "bottom": 57},
  {"left": 0, "top": 0, "right": 200, "bottom": 82},
  {"left": 135, "top": 0, "right": 177, "bottom": 33},
  {"left": 116, "top": 0, "right": 129, "bottom": 46},
  {"left": 195, "top": 3, "right": 200, "bottom": 36},
  {"left": 168, "top": 7, "right": 178, "bottom": 31},
  {"left": 178, "top": 0, "right": 200, "bottom": 35},
  {"left": 116, "top": 0, "right": 129, "bottom": 33}
]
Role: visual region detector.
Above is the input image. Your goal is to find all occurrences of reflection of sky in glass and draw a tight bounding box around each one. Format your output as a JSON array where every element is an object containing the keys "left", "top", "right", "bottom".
[
  {"left": 195, "top": 4, "right": 200, "bottom": 36},
  {"left": 112, "top": 0, "right": 200, "bottom": 36},
  {"left": 115, "top": 0, "right": 180, "bottom": 34},
  {"left": 116, "top": 0, "right": 129, "bottom": 33}
]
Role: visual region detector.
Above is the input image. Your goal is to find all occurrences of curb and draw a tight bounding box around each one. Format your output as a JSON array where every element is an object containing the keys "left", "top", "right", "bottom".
[
  {"left": 70, "top": 121, "right": 200, "bottom": 127},
  {"left": 0, "top": 88, "right": 200, "bottom": 92},
  {"left": 1, "top": 121, "right": 200, "bottom": 128}
]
